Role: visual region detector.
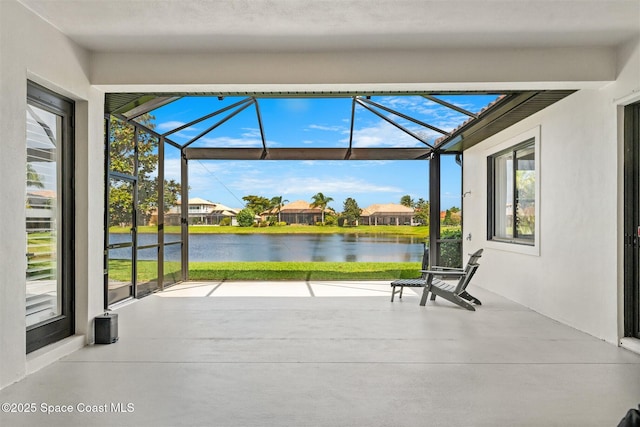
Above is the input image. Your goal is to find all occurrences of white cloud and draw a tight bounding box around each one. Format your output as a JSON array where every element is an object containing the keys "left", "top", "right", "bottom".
[
  {"left": 241, "top": 128, "right": 262, "bottom": 138},
  {"left": 197, "top": 136, "right": 264, "bottom": 148},
  {"left": 229, "top": 175, "right": 401, "bottom": 196},
  {"left": 163, "top": 159, "right": 428, "bottom": 209},
  {"left": 364, "top": 96, "right": 471, "bottom": 135},
  {"left": 157, "top": 121, "right": 193, "bottom": 132},
  {"left": 342, "top": 121, "right": 432, "bottom": 148},
  {"left": 156, "top": 121, "right": 202, "bottom": 143},
  {"left": 307, "top": 124, "right": 344, "bottom": 132},
  {"left": 349, "top": 160, "right": 392, "bottom": 168},
  {"left": 164, "top": 157, "right": 181, "bottom": 182}
]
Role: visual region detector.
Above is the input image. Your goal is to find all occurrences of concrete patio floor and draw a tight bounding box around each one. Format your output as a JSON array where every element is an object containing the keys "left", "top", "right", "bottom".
[{"left": 2, "top": 280, "right": 640, "bottom": 426}]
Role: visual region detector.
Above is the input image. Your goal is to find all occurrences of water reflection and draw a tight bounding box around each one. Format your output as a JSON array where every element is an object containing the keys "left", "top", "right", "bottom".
[{"left": 109, "top": 233, "right": 425, "bottom": 262}]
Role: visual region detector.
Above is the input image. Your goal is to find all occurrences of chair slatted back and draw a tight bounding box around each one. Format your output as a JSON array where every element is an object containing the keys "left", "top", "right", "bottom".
[
  {"left": 453, "top": 262, "right": 480, "bottom": 294},
  {"left": 453, "top": 249, "right": 483, "bottom": 294},
  {"left": 419, "top": 243, "right": 430, "bottom": 279},
  {"left": 467, "top": 249, "right": 483, "bottom": 266}
]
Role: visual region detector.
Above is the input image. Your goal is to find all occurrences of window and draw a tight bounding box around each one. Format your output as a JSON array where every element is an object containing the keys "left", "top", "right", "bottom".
[
  {"left": 488, "top": 138, "right": 536, "bottom": 245},
  {"left": 26, "top": 81, "right": 75, "bottom": 353}
]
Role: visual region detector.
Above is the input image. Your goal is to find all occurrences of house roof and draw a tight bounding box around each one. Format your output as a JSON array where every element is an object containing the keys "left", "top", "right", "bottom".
[
  {"left": 27, "top": 190, "right": 56, "bottom": 198},
  {"left": 361, "top": 203, "right": 414, "bottom": 216},
  {"left": 173, "top": 199, "right": 241, "bottom": 214},
  {"left": 212, "top": 204, "right": 239, "bottom": 214},
  {"left": 279, "top": 200, "right": 324, "bottom": 212},
  {"left": 187, "top": 197, "right": 215, "bottom": 206}
]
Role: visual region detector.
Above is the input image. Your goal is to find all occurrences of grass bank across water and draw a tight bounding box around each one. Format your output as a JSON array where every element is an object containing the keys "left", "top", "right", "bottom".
[{"left": 112, "top": 260, "right": 422, "bottom": 282}]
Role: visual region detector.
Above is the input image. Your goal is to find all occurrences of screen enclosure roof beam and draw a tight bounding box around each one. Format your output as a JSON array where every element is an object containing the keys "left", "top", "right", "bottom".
[{"left": 184, "top": 147, "right": 432, "bottom": 161}]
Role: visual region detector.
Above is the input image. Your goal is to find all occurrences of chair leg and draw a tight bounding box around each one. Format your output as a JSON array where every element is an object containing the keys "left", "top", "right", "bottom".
[
  {"left": 399, "top": 286, "right": 404, "bottom": 299},
  {"left": 453, "top": 296, "right": 476, "bottom": 311},
  {"left": 391, "top": 285, "right": 396, "bottom": 302},
  {"left": 459, "top": 291, "right": 482, "bottom": 305},
  {"left": 420, "top": 285, "right": 430, "bottom": 306},
  {"left": 430, "top": 292, "right": 437, "bottom": 301}
]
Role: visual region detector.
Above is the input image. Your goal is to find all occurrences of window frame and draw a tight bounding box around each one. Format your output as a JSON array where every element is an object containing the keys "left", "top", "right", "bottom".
[
  {"left": 486, "top": 127, "right": 540, "bottom": 256},
  {"left": 26, "top": 80, "right": 75, "bottom": 353}
]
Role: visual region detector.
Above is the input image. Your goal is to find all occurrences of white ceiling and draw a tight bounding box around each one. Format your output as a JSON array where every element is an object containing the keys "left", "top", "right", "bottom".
[{"left": 18, "top": 0, "right": 640, "bottom": 54}]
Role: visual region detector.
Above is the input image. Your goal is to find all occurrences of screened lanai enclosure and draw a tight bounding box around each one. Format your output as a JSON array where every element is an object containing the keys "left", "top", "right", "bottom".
[{"left": 104, "top": 90, "right": 573, "bottom": 307}]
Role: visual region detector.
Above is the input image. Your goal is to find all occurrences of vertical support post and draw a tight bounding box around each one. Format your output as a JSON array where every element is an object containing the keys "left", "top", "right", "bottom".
[
  {"left": 429, "top": 152, "right": 441, "bottom": 268},
  {"left": 103, "top": 115, "right": 110, "bottom": 309},
  {"left": 158, "top": 136, "right": 165, "bottom": 291},
  {"left": 181, "top": 149, "right": 189, "bottom": 281},
  {"left": 132, "top": 127, "right": 139, "bottom": 297}
]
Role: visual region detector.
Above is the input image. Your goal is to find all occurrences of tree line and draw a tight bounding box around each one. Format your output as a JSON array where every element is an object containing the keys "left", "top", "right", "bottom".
[{"left": 237, "top": 193, "right": 439, "bottom": 228}]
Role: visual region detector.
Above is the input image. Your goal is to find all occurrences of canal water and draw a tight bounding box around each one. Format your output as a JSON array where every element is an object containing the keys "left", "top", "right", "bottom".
[{"left": 109, "top": 233, "right": 426, "bottom": 263}]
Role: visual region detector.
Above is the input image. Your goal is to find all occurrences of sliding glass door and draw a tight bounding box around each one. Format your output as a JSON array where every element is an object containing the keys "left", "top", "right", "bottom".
[{"left": 106, "top": 177, "right": 136, "bottom": 305}]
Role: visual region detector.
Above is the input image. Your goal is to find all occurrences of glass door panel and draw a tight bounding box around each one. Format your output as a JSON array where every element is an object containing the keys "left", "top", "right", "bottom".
[
  {"left": 624, "top": 101, "right": 640, "bottom": 339},
  {"left": 26, "top": 105, "right": 62, "bottom": 327},
  {"left": 163, "top": 141, "right": 183, "bottom": 285},
  {"left": 136, "top": 246, "right": 159, "bottom": 297},
  {"left": 106, "top": 177, "right": 135, "bottom": 305},
  {"left": 107, "top": 246, "right": 133, "bottom": 304},
  {"left": 635, "top": 104, "right": 640, "bottom": 338},
  {"left": 438, "top": 154, "right": 462, "bottom": 268}
]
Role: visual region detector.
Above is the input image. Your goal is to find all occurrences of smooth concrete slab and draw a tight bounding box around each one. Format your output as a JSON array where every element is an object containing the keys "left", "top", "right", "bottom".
[
  {"left": 310, "top": 280, "right": 405, "bottom": 297},
  {"left": 211, "top": 281, "right": 312, "bottom": 297},
  {"left": 2, "top": 282, "right": 640, "bottom": 427},
  {"left": 155, "top": 281, "right": 221, "bottom": 297}
]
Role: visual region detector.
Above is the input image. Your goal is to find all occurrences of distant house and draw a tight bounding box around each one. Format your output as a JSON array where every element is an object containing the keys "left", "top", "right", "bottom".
[
  {"left": 440, "top": 209, "right": 462, "bottom": 226},
  {"left": 360, "top": 203, "right": 415, "bottom": 226},
  {"left": 26, "top": 190, "right": 56, "bottom": 231},
  {"left": 264, "top": 200, "right": 326, "bottom": 225},
  {"left": 164, "top": 198, "right": 240, "bottom": 225}
]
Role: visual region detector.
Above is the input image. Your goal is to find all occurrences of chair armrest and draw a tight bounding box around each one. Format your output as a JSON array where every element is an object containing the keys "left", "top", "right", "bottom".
[
  {"left": 421, "top": 269, "right": 465, "bottom": 278},
  {"left": 430, "top": 266, "right": 463, "bottom": 272}
]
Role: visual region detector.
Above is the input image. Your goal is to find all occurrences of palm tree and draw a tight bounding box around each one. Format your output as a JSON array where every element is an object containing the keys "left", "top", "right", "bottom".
[
  {"left": 270, "top": 196, "right": 288, "bottom": 223},
  {"left": 310, "top": 192, "right": 334, "bottom": 224},
  {"left": 26, "top": 163, "right": 44, "bottom": 189},
  {"left": 400, "top": 194, "right": 415, "bottom": 208}
]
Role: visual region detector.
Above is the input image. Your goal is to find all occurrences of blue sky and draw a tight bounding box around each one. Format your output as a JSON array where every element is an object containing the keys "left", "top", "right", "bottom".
[{"left": 144, "top": 94, "right": 500, "bottom": 211}]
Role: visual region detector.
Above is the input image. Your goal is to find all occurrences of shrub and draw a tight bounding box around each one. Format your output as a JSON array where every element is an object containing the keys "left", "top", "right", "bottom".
[
  {"left": 219, "top": 217, "right": 231, "bottom": 226},
  {"left": 324, "top": 215, "right": 338, "bottom": 226},
  {"left": 266, "top": 215, "right": 278, "bottom": 226},
  {"left": 439, "top": 228, "right": 463, "bottom": 268},
  {"left": 236, "top": 208, "right": 256, "bottom": 227}
]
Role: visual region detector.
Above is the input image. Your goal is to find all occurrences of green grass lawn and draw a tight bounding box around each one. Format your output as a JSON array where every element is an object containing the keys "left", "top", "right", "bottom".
[{"left": 109, "top": 260, "right": 422, "bottom": 282}]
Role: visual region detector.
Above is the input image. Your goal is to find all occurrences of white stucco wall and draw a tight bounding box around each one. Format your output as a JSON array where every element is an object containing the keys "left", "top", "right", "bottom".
[
  {"left": 462, "top": 37, "right": 640, "bottom": 344},
  {"left": 0, "top": 1, "right": 104, "bottom": 388}
]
